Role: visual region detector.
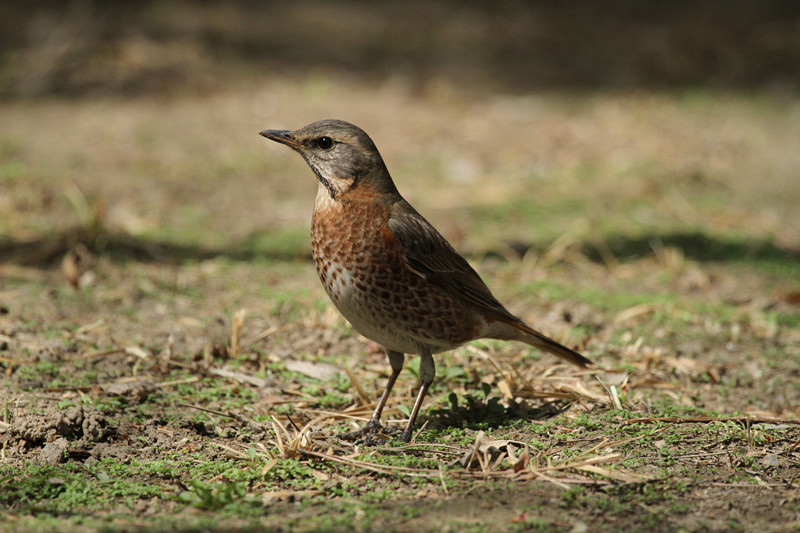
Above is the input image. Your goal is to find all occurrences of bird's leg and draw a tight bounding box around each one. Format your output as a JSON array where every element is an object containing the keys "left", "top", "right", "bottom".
[
  {"left": 339, "top": 350, "right": 404, "bottom": 441},
  {"left": 400, "top": 349, "right": 435, "bottom": 442},
  {"left": 364, "top": 350, "right": 404, "bottom": 432}
]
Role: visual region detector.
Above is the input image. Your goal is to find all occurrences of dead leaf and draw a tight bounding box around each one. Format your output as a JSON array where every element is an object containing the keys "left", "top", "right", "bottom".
[
  {"left": 61, "top": 243, "right": 93, "bottom": 289},
  {"left": 102, "top": 379, "right": 158, "bottom": 398},
  {"left": 209, "top": 367, "right": 270, "bottom": 388},
  {"left": 613, "top": 303, "right": 658, "bottom": 324},
  {"left": 459, "top": 430, "right": 485, "bottom": 470},
  {"left": 285, "top": 359, "right": 342, "bottom": 381},
  {"left": 777, "top": 290, "right": 800, "bottom": 306},
  {"left": 513, "top": 447, "right": 530, "bottom": 472}
]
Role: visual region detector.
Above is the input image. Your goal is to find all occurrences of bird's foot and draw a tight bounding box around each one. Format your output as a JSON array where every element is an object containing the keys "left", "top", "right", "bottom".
[
  {"left": 338, "top": 419, "right": 402, "bottom": 445},
  {"left": 399, "top": 427, "right": 413, "bottom": 443}
]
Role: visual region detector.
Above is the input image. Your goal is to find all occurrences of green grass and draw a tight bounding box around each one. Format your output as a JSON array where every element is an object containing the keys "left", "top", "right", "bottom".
[
  {"left": 3, "top": 81, "right": 800, "bottom": 532},
  {"left": 0, "top": 461, "right": 167, "bottom": 514}
]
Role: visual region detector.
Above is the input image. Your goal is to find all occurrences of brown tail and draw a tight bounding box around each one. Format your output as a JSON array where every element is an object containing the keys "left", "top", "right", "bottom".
[{"left": 510, "top": 321, "right": 592, "bottom": 368}]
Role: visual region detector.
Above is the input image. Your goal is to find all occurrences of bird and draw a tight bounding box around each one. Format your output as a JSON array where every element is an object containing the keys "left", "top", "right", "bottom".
[{"left": 260, "top": 119, "right": 591, "bottom": 443}]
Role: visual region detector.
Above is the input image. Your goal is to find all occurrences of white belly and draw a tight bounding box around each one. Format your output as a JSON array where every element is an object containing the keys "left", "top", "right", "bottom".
[{"left": 321, "top": 261, "right": 423, "bottom": 354}]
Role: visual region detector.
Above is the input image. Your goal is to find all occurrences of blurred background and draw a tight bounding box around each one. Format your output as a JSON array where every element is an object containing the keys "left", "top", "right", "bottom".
[
  {"left": 1, "top": 0, "right": 799, "bottom": 266},
  {"left": 4, "top": 0, "right": 800, "bottom": 96}
]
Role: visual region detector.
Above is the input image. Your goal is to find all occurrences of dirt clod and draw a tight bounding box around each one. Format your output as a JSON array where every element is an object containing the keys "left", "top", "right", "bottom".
[{"left": 38, "top": 437, "right": 69, "bottom": 465}]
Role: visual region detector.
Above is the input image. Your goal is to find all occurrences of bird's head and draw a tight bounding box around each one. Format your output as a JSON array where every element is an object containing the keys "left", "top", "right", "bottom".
[{"left": 260, "top": 119, "right": 398, "bottom": 200}]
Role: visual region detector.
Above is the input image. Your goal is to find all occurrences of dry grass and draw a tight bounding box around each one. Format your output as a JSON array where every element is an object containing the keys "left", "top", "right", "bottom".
[{"left": 1, "top": 72, "right": 799, "bottom": 531}]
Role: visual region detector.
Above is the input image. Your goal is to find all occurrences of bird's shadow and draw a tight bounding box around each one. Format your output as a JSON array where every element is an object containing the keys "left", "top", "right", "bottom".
[{"left": 423, "top": 384, "right": 571, "bottom": 434}]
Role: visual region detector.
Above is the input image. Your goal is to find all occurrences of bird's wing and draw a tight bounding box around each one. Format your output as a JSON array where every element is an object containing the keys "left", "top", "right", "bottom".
[{"left": 387, "top": 201, "right": 517, "bottom": 319}]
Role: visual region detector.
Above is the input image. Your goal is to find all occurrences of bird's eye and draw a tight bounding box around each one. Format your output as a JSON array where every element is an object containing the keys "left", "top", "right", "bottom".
[{"left": 316, "top": 136, "right": 334, "bottom": 150}]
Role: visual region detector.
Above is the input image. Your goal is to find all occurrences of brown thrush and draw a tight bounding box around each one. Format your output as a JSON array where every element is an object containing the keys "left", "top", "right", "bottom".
[{"left": 260, "top": 119, "right": 591, "bottom": 443}]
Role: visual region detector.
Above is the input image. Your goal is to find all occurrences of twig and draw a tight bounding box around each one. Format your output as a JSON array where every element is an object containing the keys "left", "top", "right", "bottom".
[
  {"left": 674, "top": 451, "right": 731, "bottom": 459},
  {"left": 0, "top": 356, "right": 28, "bottom": 365},
  {"left": 711, "top": 482, "right": 784, "bottom": 488},
  {"left": 247, "top": 324, "right": 296, "bottom": 346},
  {"left": 157, "top": 377, "right": 200, "bottom": 388},
  {"left": 438, "top": 468, "right": 449, "bottom": 496},
  {"left": 343, "top": 367, "right": 370, "bottom": 405},
  {"left": 211, "top": 441, "right": 252, "bottom": 459},
  {"left": 37, "top": 385, "right": 95, "bottom": 393},
  {"left": 231, "top": 309, "right": 246, "bottom": 356},
  {"left": 625, "top": 416, "right": 800, "bottom": 425},
  {"left": 66, "top": 348, "right": 125, "bottom": 361},
  {"left": 208, "top": 367, "right": 270, "bottom": 388},
  {"left": 301, "top": 449, "right": 441, "bottom": 478},
  {"left": 285, "top": 414, "right": 301, "bottom": 433},
  {"left": 177, "top": 402, "right": 244, "bottom": 422},
  {"left": 71, "top": 318, "right": 105, "bottom": 337}
]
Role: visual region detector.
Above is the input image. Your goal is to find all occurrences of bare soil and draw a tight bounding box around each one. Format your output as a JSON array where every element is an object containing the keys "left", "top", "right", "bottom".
[{"left": 1, "top": 8, "right": 800, "bottom": 528}]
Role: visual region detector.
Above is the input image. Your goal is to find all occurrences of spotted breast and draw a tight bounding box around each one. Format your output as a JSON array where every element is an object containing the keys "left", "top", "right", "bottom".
[{"left": 310, "top": 185, "right": 484, "bottom": 355}]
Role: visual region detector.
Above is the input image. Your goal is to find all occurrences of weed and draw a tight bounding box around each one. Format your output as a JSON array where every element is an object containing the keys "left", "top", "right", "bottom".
[{"left": 177, "top": 479, "right": 249, "bottom": 511}]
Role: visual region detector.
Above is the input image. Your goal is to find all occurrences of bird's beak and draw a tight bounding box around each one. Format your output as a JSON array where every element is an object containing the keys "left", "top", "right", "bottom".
[{"left": 259, "top": 129, "right": 304, "bottom": 149}]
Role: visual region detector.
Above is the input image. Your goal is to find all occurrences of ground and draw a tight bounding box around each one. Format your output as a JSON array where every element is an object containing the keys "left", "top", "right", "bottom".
[{"left": 1, "top": 75, "right": 799, "bottom": 532}]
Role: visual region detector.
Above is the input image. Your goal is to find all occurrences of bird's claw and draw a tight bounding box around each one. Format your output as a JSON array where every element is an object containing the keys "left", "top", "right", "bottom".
[{"left": 338, "top": 419, "right": 402, "bottom": 445}]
